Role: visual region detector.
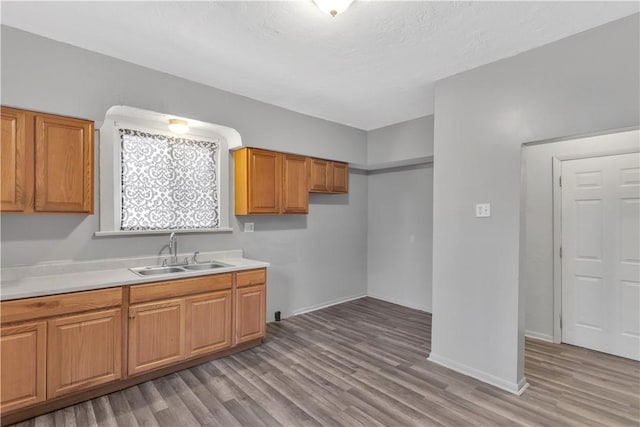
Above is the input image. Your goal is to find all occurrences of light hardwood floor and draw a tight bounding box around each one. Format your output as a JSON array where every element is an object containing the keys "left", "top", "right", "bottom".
[{"left": 8, "top": 297, "right": 640, "bottom": 426}]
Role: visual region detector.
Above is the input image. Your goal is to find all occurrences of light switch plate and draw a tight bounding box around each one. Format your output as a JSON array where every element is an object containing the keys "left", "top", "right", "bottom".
[
  {"left": 244, "top": 222, "right": 254, "bottom": 232},
  {"left": 476, "top": 203, "right": 491, "bottom": 218}
]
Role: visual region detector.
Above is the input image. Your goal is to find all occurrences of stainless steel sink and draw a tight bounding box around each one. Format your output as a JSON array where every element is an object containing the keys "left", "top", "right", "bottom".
[
  {"left": 129, "top": 260, "right": 231, "bottom": 276},
  {"left": 132, "top": 266, "right": 185, "bottom": 276},
  {"left": 182, "top": 262, "right": 229, "bottom": 271}
]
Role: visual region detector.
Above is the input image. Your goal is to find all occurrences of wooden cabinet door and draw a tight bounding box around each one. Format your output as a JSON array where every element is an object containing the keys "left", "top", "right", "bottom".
[
  {"left": 47, "top": 309, "right": 122, "bottom": 398},
  {"left": 282, "top": 154, "right": 309, "bottom": 214},
  {"left": 185, "top": 290, "right": 232, "bottom": 358},
  {"left": 235, "top": 284, "right": 266, "bottom": 345},
  {"left": 0, "top": 321, "right": 46, "bottom": 412},
  {"left": 128, "top": 299, "right": 185, "bottom": 375},
  {"left": 1, "top": 107, "right": 27, "bottom": 212},
  {"left": 330, "top": 162, "right": 349, "bottom": 193},
  {"left": 248, "top": 149, "right": 281, "bottom": 214},
  {"left": 308, "top": 158, "right": 331, "bottom": 192},
  {"left": 34, "top": 114, "right": 93, "bottom": 213}
]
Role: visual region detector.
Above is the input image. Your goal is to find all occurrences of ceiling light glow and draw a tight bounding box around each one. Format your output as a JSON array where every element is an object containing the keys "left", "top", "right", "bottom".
[
  {"left": 313, "top": 0, "right": 354, "bottom": 17},
  {"left": 168, "top": 118, "right": 189, "bottom": 134}
]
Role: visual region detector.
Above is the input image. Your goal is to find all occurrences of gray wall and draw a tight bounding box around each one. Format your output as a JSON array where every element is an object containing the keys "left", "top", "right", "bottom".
[
  {"left": 523, "top": 130, "right": 639, "bottom": 341},
  {"left": 431, "top": 13, "right": 639, "bottom": 391},
  {"left": 367, "top": 115, "right": 434, "bottom": 167},
  {"left": 0, "top": 26, "right": 368, "bottom": 321},
  {"left": 367, "top": 164, "right": 433, "bottom": 312},
  {"left": 366, "top": 116, "right": 435, "bottom": 312}
]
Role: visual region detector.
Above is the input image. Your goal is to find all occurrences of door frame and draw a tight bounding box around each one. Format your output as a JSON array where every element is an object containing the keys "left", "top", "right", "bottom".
[{"left": 552, "top": 147, "right": 639, "bottom": 343}]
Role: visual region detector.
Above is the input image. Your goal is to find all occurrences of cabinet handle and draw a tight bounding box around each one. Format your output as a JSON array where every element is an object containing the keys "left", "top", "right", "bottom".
[{"left": 129, "top": 316, "right": 135, "bottom": 320}]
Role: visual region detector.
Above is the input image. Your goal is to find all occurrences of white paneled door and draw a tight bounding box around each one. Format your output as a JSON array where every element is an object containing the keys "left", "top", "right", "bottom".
[{"left": 561, "top": 152, "right": 640, "bottom": 360}]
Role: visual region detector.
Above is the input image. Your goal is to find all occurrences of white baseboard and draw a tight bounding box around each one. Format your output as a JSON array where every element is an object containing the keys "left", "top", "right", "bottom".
[
  {"left": 291, "top": 293, "right": 367, "bottom": 316},
  {"left": 427, "top": 352, "right": 529, "bottom": 395},
  {"left": 525, "top": 330, "right": 554, "bottom": 343},
  {"left": 366, "top": 293, "right": 432, "bottom": 313}
]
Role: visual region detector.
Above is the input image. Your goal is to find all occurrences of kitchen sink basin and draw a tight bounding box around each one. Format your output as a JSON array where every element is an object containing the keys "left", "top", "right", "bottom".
[
  {"left": 133, "top": 267, "right": 185, "bottom": 276},
  {"left": 182, "top": 262, "right": 229, "bottom": 271},
  {"left": 130, "top": 260, "right": 231, "bottom": 276}
]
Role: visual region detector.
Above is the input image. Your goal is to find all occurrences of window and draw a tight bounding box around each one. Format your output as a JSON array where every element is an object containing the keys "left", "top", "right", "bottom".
[
  {"left": 119, "top": 129, "right": 220, "bottom": 230},
  {"left": 97, "top": 106, "right": 234, "bottom": 236}
]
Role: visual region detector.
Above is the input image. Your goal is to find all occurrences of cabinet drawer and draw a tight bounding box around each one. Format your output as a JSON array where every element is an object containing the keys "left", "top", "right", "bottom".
[
  {"left": 1, "top": 288, "right": 123, "bottom": 324},
  {"left": 236, "top": 269, "right": 266, "bottom": 288},
  {"left": 130, "top": 273, "right": 233, "bottom": 304}
]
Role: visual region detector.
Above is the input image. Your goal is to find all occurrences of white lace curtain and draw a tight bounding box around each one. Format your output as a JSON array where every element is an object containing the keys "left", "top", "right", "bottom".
[{"left": 120, "top": 129, "right": 220, "bottom": 230}]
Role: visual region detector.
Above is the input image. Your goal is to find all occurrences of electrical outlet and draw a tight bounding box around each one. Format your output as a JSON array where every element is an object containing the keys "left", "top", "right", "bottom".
[
  {"left": 244, "top": 222, "right": 254, "bottom": 232},
  {"left": 475, "top": 203, "right": 491, "bottom": 218}
]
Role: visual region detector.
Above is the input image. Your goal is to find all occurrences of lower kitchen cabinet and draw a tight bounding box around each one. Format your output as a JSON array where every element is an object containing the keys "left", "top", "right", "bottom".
[
  {"left": 0, "top": 321, "right": 47, "bottom": 412},
  {"left": 128, "top": 298, "right": 186, "bottom": 375},
  {"left": 47, "top": 308, "right": 122, "bottom": 398},
  {"left": 235, "top": 284, "right": 266, "bottom": 344},
  {"left": 0, "top": 268, "right": 267, "bottom": 424},
  {"left": 186, "top": 290, "right": 232, "bottom": 358}
]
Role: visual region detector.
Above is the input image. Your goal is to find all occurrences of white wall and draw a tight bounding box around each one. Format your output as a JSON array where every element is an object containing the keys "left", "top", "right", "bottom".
[
  {"left": 523, "top": 129, "right": 639, "bottom": 341},
  {"left": 367, "top": 115, "right": 434, "bottom": 168},
  {"left": 430, "top": 14, "right": 639, "bottom": 393},
  {"left": 367, "top": 164, "right": 433, "bottom": 312},
  {"left": 0, "top": 26, "right": 368, "bottom": 321}
]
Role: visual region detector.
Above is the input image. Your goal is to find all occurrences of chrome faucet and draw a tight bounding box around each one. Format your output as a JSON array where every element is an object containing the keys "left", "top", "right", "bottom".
[{"left": 168, "top": 232, "right": 178, "bottom": 266}]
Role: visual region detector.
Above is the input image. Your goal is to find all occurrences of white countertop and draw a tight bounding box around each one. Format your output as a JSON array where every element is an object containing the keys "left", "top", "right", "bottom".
[{"left": 0, "top": 250, "right": 269, "bottom": 301}]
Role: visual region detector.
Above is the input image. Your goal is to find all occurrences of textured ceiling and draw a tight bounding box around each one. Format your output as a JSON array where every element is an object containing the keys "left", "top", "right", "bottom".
[{"left": 1, "top": 1, "right": 638, "bottom": 130}]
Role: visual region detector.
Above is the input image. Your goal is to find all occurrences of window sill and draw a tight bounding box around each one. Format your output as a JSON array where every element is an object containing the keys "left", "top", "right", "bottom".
[{"left": 94, "top": 228, "right": 233, "bottom": 238}]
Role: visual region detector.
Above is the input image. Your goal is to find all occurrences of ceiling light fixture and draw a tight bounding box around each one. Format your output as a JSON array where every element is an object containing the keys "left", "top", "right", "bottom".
[
  {"left": 313, "top": 0, "right": 354, "bottom": 17},
  {"left": 168, "top": 118, "right": 189, "bottom": 134}
]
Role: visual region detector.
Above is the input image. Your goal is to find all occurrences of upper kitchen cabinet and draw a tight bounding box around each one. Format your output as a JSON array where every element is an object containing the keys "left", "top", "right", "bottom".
[
  {"left": 0, "top": 106, "right": 94, "bottom": 214},
  {"left": 307, "top": 157, "right": 330, "bottom": 192},
  {"left": 34, "top": 114, "right": 94, "bottom": 213},
  {"left": 235, "top": 148, "right": 282, "bottom": 214},
  {"left": 0, "top": 107, "right": 93, "bottom": 214},
  {"left": 234, "top": 147, "right": 308, "bottom": 215},
  {"left": 330, "top": 162, "right": 349, "bottom": 193},
  {"left": 0, "top": 107, "right": 27, "bottom": 212},
  {"left": 307, "top": 157, "right": 349, "bottom": 194},
  {"left": 282, "top": 153, "right": 309, "bottom": 214}
]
